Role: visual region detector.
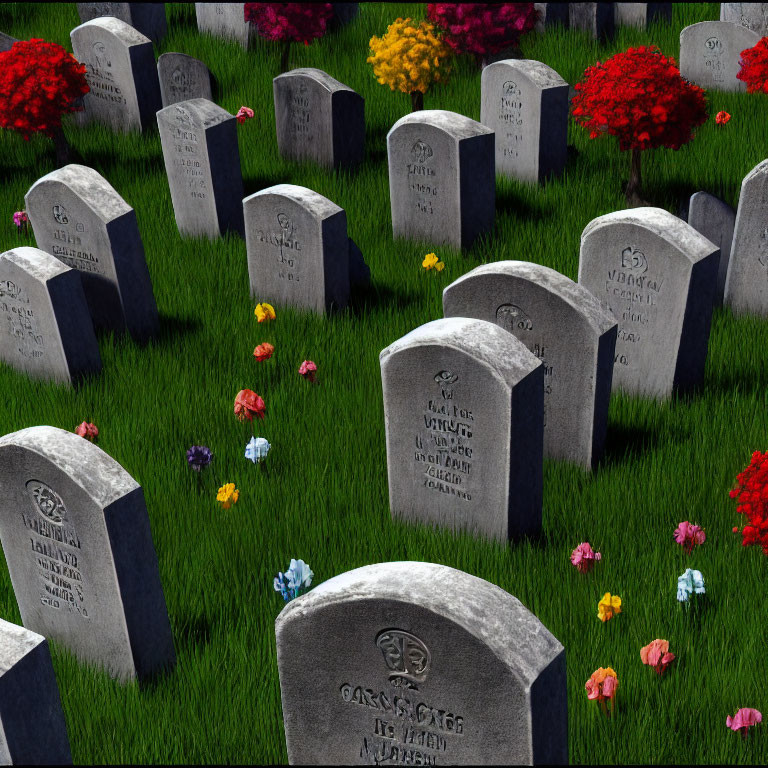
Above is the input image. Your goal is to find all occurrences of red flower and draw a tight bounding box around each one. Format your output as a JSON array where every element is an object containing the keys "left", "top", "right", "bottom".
[
  {"left": 74, "top": 422, "right": 98, "bottom": 441},
  {"left": 234, "top": 389, "right": 266, "bottom": 421},
  {"left": 253, "top": 342, "right": 274, "bottom": 362},
  {"left": 715, "top": 110, "right": 731, "bottom": 124},
  {"left": 731, "top": 451, "right": 768, "bottom": 555},
  {"left": 737, "top": 37, "right": 768, "bottom": 93},
  {"left": 244, "top": 3, "right": 333, "bottom": 44}
]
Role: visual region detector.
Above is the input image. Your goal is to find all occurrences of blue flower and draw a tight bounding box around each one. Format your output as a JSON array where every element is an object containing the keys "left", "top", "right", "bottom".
[
  {"left": 245, "top": 436, "right": 271, "bottom": 463},
  {"left": 274, "top": 559, "right": 313, "bottom": 601},
  {"left": 677, "top": 568, "right": 705, "bottom": 603}
]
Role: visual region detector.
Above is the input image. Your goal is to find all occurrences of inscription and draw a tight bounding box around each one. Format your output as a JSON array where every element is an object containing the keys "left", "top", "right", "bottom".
[
  {"left": 499, "top": 80, "right": 523, "bottom": 159},
  {"left": 170, "top": 106, "right": 207, "bottom": 200},
  {"left": 48, "top": 206, "right": 104, "bottom": 276},
  {"left": 288, "top": 83, "right": 314, "bottom": 142},
  {"left": 0, "top": 279, "right": 45, "bottom": 359},
  {"left": 256, "top": 213, "right": 302, "bottom": 283},
  {"left": 703, "top": 36, "right": 726, "bottom": 83},
  {"left": 408, "top": 139, "right": 437, "bottom": 216}
]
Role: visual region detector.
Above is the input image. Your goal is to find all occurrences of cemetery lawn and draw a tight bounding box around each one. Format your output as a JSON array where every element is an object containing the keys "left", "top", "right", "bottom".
[{"left": 1, "top": 2, "right": 767, "bottom": 763}]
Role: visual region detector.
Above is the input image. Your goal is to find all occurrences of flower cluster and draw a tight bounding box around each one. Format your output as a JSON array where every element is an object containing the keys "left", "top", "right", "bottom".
[
  {"left": 234, "top": 389, "right": 266, "bottom": 421},
  {"left": 0, "top": 39, "right": 89, "bottom": 140},
  {"left": 677, "top": 568, "right": 705, "bottom": 604},
  {"left": 715, "top": 110, "right": 731, "bottom": 124},
  {"left": 570, "top": 541, "right": 601, "bottom": 573},
  {"left": 74, "top": 421, "right": 98, "bottom": 441},
  {"left": 244, "top": 3, "right": 333, "bottom": 44},
  {"left": 236, "top": 106, "right": 254, "bottom": 124},
  {"left": 727, "top": 708, "right": 762, "bottom": 739},
  {"left": 571, "top": 45, "right": 707, "bottom": 152},
  {"left": 255, "top": 302, "right": 276, "bottom": 323},
  {"left": 274, "top": 558, "right": 313, "bottom": 601},
  {"left": 368, "top": 18, "right": 453, "bottom": 95},
  {"left": 597, "top": 591, "right": 621, "bottom": 622},
  {"left": 585, "top": 667, "right": 618, "bottom": 714},
  {"left": 737, "top": 36, "right": 768, "bottom": 93},
  {"left": 245, "top": 436, "right": 270, "bottom": 463},
  {"left": 422, "top": 252, "right": 444, "bottom": 271},
  {"left": 217, "top": 482, "right": 239, "bottom": 509},
  {"left": 674, "top": 521, "right": 705, "bottom": 554},
  {"left": 298, "top": 359, "right": 317, "bottom": 381},
  {"left": 640, "top": 639, "right": 675, "bottom": 675},
  {"left": 730, "top": 450, "right": 768, "bottom": 554},
  {"left": 186, "top": 445, "right": 213, "bottom": 472},
  {"left": 253, "top": 342, "right": 275, "bottom": 362},
  {"left": 13, "top": 210, "right": 28, "bottom": 233}
]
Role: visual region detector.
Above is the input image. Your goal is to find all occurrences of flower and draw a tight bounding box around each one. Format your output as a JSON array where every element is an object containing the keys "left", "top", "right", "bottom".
[
  {"left": 245, "top": 436, "right": 271, "bottom": 463},
  {"left": 245, "top": 3, "right": 333, "bottom": 45},
  {"left": 571, "top": 541, "right": 601, "bottom": 573},
  {"left": 422, "top": 252, "right": 445, "bottom": 271},
  {"left": 186, "top": 445, "right": 213, "bottom": 472},
  {"left": 738, "top": 36, "right": 768, "bottom": 92},
  {"left": 274, "top": 558, "right": 314, "bottom": 601},
  {"left": 236, "top": 105, "right": 254, "bottom": 123},
  {"left": 640, "top": 639, "right": 675, "bottom": 675},
  {"left": 730, "top": 451, "right": 768, "bottom": 555},
  {"left": 298, "top": 360, "right": 317, "bottom": 382},
  {"left": 674, "top": 521, "right": 706, "bottom": 554},
  {"left": 12, "top": 210, "right": 28, "bottom": 228},
  {"left": 217, "top": 483, "right": 239, "bottom": 509},
  {"left": 234, "top": 389, "right": 266, "bottom": 421},
  {"left": 255, "top": 302, "right": 276, "bottom": 323},
  {"left": 715, "top": 110, "right": 731, "bottom": 124},
  {"left": 677, "top": 568, "right": 705, "bottom": 603},
  {"left": 74, "top": 422, "right": 98, "bottom": 441},
  {"left": 727, "top": 708, "right": 762, "bottom": 739},
  {"left": 585, "top": 667, "right": 618, "bottom": 716},
  {"left": 597, "top": 592, "right": 621, "bottom": 622},
  {"left": 253, "top": 342, "right": 275, "bottom": 362}
]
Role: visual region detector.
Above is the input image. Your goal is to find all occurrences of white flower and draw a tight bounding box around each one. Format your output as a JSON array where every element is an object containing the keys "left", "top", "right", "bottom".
[
  {"left": 677, "top": 568, "right": 705, "bottom": 602},
  {"left": 286, "top": 559, "right": 313, "bottom": 590},
  {"left": 245, "top": 436, "right": 271, "bottom": 463}
]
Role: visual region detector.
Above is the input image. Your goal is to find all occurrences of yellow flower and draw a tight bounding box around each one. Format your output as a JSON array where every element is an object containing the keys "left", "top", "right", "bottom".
[
  {"left": 435, "top": 261, "right": 445, "bottom": 272},
  {"left": 422, "top": 252, "right": 438, "bottom": 269},
  {"left": 217, "top": 483, "right": 239, "bottom": 509},
  {"left": 254, "top": 302, "right": 276, "bottom": 322},
  {"left": 597, "top": 592, "right": 622, "bottom": 622}
]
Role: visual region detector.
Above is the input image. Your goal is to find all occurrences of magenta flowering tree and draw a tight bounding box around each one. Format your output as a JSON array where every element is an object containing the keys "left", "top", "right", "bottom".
[{"left": 244, "top": 2, "right": 334, "bottom": 73}]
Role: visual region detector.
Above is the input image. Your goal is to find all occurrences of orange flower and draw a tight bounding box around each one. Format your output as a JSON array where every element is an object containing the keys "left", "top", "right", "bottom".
[
  {"left": 585, "top": 667, "right": 618, "bottom": 716},
  {"left": 234, "top": 389, "right": 265, "bottom": 421},
  {"left": 640, "top": 639, "right": 675, "bottom": 675},
  {"left": 253, "top": 342, "right": 274, "bottom": 362},
  {"left": 715, "top": 110, "right": 731, "bottom": 124}
]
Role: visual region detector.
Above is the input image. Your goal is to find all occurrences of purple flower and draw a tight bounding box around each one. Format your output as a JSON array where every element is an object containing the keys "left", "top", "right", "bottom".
[{"left": 187, "top": 445, "right": 213, "bottom": 471}]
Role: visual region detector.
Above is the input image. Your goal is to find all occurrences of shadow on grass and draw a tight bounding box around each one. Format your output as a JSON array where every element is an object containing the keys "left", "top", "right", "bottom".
[
  {"left": 600, "top": 420, "right": 665, "bottom": 467},
  {"left": 495, "top": 185, "right": 553, "bottom": 224},
  {"left": 150, "top": 312, "right": 202, "bottom": 346},
  {"left": 346, "top": 280, "right": 420, "bottom": 317},
  {"left": 173, "top": 612, "right": 214, "bottom": 654},
  {"left": 242, "top": 172, "right": 293, "bottom": 198}
]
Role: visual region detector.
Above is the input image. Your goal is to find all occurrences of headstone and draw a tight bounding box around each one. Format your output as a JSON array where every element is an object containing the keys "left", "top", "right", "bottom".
[
  {"left": 380, "top": 318, "right": 543, "bottom": 542},
  {"left": 330, "top": 2, "right": 359, "bottom": 27},
  {"left": 443, "top": 261, "right": 617, "bottom": 470},
  {"left": 70, "top": 16, "right": 162, "bottom": 132},
  {"left": 480, "top": 59, "right": 568, "bottom": 184},
  {"left": 569, "top": 2, "right": 615, "bottom": 40},
  {"left": 687, "top": 191, "right": 735, "bottom": 306},
  {"left": 157, "top": 52, "right": 213, "bottom": 108},
  {"left": 156, "top": 98, "right": 245, "bottom": 239},
  {"left": 721, "top": 3, "right": 768, "bottom": 36},
  {"left": 534, "top": 3, "right": 569, "bottom": 33},
  {"left": 273, "top": 68, "right": 365, "bottom": 169},
  {"left": 679, "top": 21, "right": 760, "bottom": 92},
  {"left": 387, "top": 110, "right": 495, "bottom": 250},
  {"left": 276, "top": 561, "right": 568, "bottom": 765},
  {"left": 195, "top": 3, "right": 253, "bottom": 48},
  {"left": 0, "top": 247, "right": 101, "bottom": 385},
  {"left": 0, "top": 32, "right": 17, "bottom": 52},
  {"left": 579, "top": 207, "right": 719, "bottom": 399},
  {"left": 76, "top": 3, "right": 167, "bottom": 44},
  {"left": 244, "top": 184, "right": 369, "bottom": 314},
  {"left": 614, "top": 3, "right": 672, "bottom": 27},
  {"left": 724, "top": 159, "right": 768, "bottom": 316},
  {"left": 25, "top": 164, "right": 159, "bottom": 341},
  {"left": 0, "top": 619, "right": 72, "bottom": 765},
  {"left": 0, "top": 426, "right": 176, "bottom": 683}
]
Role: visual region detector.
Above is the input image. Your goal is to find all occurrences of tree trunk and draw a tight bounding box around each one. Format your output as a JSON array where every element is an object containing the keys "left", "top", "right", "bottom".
[
  {"left": 52, "top": 126, "right": 70, "bottom": 168},
  {"left": 410, "top": 90, "right": 424, "bottom": 112},
  {"left": 625, "top": 148, "right": 644, "bottom": 206},
  {"left": 280, "top": 40, "right": 291, "bottom": 74}
]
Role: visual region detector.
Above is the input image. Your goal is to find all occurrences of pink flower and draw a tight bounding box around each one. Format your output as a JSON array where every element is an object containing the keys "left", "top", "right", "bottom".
[
  {"left": 727, "top": 708, "right": 762, "bottom": 739},
  {"left": 236, "top": 106, "right": 254, "bottom": 124},
  {"left": 12, "top": 210, "right": 28, "bottom": 228},
  {"left": 640, "top": 639, "right": 675, "bottom": 675},
  {"left": 74, "top": 421, "right": 98, "bottom": 441},
  {"left": 570, "top": 541, "right": 601, "bottom": 573},
  {"left": 298, "top": 360, "right": 317, "bottom": 382},
  {"left": 674, "top": 521, "right": 706, "bottom": 554}
]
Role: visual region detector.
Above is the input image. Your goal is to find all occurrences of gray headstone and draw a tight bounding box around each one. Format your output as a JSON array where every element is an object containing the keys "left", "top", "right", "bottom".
[
  {"left": 273, "top": 68, "right": 365, "bottom": 170},
  {"left": 70, "top": 16, "right": 162, "bottom": 132},
  {"left": 721, "top": 2, "right": 768, "bottom": 36},
  {"left": 380, "top": 318, "right": 543, "bottom": 542},
  {"left": 157, "top": 52, "right": 213, "bottom": 108},
  {"left": 244, "top": 184, "right": 369, "bottom": 314},
  {"left": 157, "top": 98, "right": 245, "bottom": 239},
  {"left": 614, "top": 3, "right": 672, "bottom": 27},
  {"left": 480, "top": 59, "right": 568, "bottom": 184},
  {"left": 679, "top": 21, "right": 760, "bottom": 92},
  {"left": 0, "top": 426, "right": 176, "bottom": 683},
  {"left": 25, "top": 164, "right": 159, "bottom": 341},
  {"left": 443, "top": 261, "right": 617, "bottom": 470},
  {"left": 276, "top": 561, "right": 567, "bottom": 765},
  {"left": 534, "top": 3, "right": 569, "bottom": 33},
  {"left": 724, "top": 159, "right": 768, "bottom": 316},
  {"left": 0, "top": 247, "right": 101, "bottom": 385},
  {"left": 579, "top": 208, "right": 719, "bottom": 399},
  {"left": 0, "top": 619, "right": 71, "bottom": 765},
  {"left": 0, "top": 32, "right": 17, "bottom": 52},
  {"left": 76, "top": 3, "right": 167, "bottom": 44},
  {"left": 569, "top": 2, "right": 615, "bottom": 39},
  {"left": 687, "top": 191, "right": 735, "bottom": 306},
  {"left": 195, "top": 3, "right": 253, "bottom": 48},
  {"left": 387, "top": 110, "right": 495, "bottom": 250}
]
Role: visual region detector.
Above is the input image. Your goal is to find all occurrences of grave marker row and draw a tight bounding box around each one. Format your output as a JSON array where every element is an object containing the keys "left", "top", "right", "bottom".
[{"left": 76, "top": 2, "right": 167, "bottom": 44}]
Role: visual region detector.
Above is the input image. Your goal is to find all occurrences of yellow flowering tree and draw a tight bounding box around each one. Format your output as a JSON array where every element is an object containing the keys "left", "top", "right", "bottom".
[{"left": 368, "top": 18, "right": 453, "bottom": 111}]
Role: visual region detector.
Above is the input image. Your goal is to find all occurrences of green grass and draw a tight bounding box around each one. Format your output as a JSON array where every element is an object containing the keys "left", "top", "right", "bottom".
[{"left": 1, "top": 2, "right": 768, "bottom": 763}]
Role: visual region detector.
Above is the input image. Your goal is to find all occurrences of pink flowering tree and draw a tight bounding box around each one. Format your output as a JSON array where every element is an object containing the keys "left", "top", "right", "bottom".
[{"left": 244, "top": 3, "right": 334, "bottom": 73}]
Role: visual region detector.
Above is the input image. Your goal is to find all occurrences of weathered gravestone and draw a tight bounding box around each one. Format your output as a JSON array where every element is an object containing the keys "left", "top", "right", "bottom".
[
  {"left": 679, "top": 21, "right": 760, "bottom": 92},
  {"left": 244, "top": 184, "right": 369, "bottom": 315},
  {"left": 614, "top": 3, "right": 672, "bottom": 27},
  {"left": 443, "top": 261, "right": 617, "bottom": 470},
  {"left": 0, "top": 247, "right": 101, "bottom": 385},
  {"left": 687, "top": 191, "right": 735, "bottom": 306},
  {"left": 0, "top": 426, "right": 176, "bottom": 683},
  {"left": 70, "top": 16, "right": 162, "bottom": 132},
  {"left": 157, "top": 98, "right": 244, "bottom": 238},
  {"left": 276, "top": 561, "right": 568, "bottom": 765},
  {"left": 533, "top": 3, "right": 569, "bottom": 33},
  {"left": 76, "top": 3, "right": 167, "bottom": 44},
  {"left": 480, "top": 59, "right": 568, "bottom": 184},
  {"left": 721, "top": 3, "right": 768, "bottom": 36},
  {"left": 0, "top": 32, "right": 17, "bottom": 52},
  {"left": 25, "top": 164, "right": 159, "bottom": 341},
  {"left": 157, "top": 52, "right": 213, "bottom": 108},
  {"left": 724, "top": 159, "right": 768, "bottom": 316},
  {"left": 387, "top": 111, "right": 495, "bottom": 250},
  {"left": 569, "top": 2, "right": 615, "bottom": 39},
  {"left": 195, "top": 3, "right": 253, "bottom": 48},
  {"left": 579, "top": 207, "right": 719, "bottom": 399},
  {"left": 274, "top": 68, "right": 365, "bottom": 169},
  {"left": 0, "top": 619, "right": 71, "bottom": 765},
  {"left": 380, "top": 318, "right": 543, "bottom": 542}
]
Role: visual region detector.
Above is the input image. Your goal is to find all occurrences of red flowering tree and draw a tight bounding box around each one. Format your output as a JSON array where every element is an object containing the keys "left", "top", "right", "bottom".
[
  {"left": 571, "top": 46, "right": 707, "bottom": 205},
  {"left": 737, "top": 36, "right": 768, "bottom": 92},
  {"left": 244, "top": 3, "right": 333, "bottom": 73},
  {"left": 0, "top": 39, "right": 89, "bottom": 167},
  {"left": 730, "top": 451, "right": 768, "bottom": 555},
  {"left": 427, "top": 3, "right": 538, "bottom": 67}
]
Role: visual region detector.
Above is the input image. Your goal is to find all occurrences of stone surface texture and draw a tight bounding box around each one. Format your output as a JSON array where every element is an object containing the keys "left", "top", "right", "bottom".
[
  {"left": 720, "top": 2, "right": 768, "bottom": 35},
  {"left": 76, "top": 3, "right": 167, "bottom": 43},
  {"left": 533, "top": 3, "right": 569, "bottom": 33},
  {"left": 0, "top": 32, "right": 17, "bottom": 52},
  {"left": 614, "top": 2, "right": 672, "bottom": 27},
  {"left": 569, "top": 2, "right": 615, "bottom": 39},
  {"left": 195, "top": 3, "right": 253, "bottom": 48},
  {"left": 157, "top": 52, "right": 213, "bottom": 108}
]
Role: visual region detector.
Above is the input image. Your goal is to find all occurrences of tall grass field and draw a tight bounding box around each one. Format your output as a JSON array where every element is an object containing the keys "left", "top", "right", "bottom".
[{"left": 1, "top": 2, "right": 767, "bottom": 763}]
